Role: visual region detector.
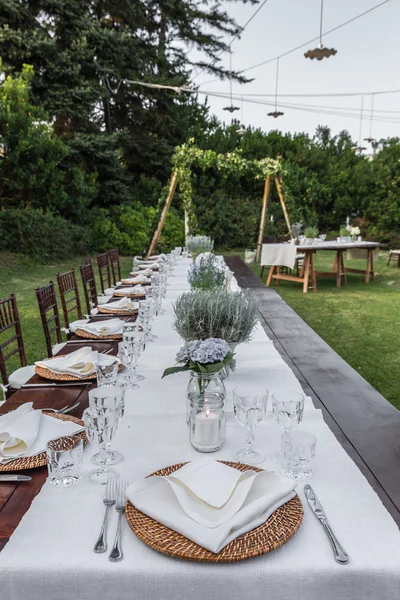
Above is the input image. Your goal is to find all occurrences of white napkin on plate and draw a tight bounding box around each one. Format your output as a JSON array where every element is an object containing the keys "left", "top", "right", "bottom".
[
  {"left": 75, "top": 318, "right": 124, "bottom": 336},
  {"left": 148, "top": 254, "right": 166, "bottom": 261},
  {"left": 121, "top": 275, "right": 150, "bottom": 285},
  {"left": 69, "top": 319, "right": 89, "bottom": 333},
  {"left": 126, "top": 460, "right": 296, "bottom": 553},
  {"left": 115, "top": 286, "right": 144, "bottom": 296},
  {"left": 130, "top": 268, "right": 153, "bottom": 277},
  {"left": 35, "top": 347, "right": 98, "bottom": 377},
  {"left": 0, "top": 403, "right": 41, "bottom": 461},
  {"left": 0, "top": 403, "right": 85, "bottom": 464},
  {"left": 138, "top": 262, "right": 159, "bottom": 270},
  {"left": 98, "top": 298, "right": 138, "bottom": 312},
  {"left": 104, "top": 287, "right": 116, "bottom": 296}
]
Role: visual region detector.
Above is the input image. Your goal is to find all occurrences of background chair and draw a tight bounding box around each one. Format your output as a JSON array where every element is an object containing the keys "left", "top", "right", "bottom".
[
  {"left": 56, "top": 269, "right": 83, "bottom": 329},
  {"left": 97, "top": 252, "right": 112, "bottom": 293},
  {"left": 80, "top": 261, "right": 98, "bottom": 314},
  {"left": 108, "top": 248, "right": 121, "bottom": 285},
  {"left": 387, "top": 234, "right": 400, "bottom": 267},
  {"left": 35, "top": 282, "right": 66, "bottom": 358},
  {"left": 0, "top": 294, "right": 34, "bottom": 396}
]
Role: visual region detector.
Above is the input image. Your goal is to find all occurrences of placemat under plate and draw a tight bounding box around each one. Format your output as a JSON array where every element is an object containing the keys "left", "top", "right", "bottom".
[
  {"left": 74, "top": 328, "right": 123, "bottom": 341},
  {"left": 98, "top": 306, "right": 138, "bottom": 316},
  {"left": 0, "top": 413, "right": 86, "bottom": 472},
  {"left": 125, "top": 461, "right": 303, "bottom": 563}
]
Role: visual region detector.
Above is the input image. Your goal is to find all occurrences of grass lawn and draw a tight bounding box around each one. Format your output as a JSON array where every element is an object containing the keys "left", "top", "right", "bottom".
[
  {"left": 0, "top": 252, "right": 133, "bottom": 377},
  {"left": 240, "top": 249, "right": 399, "bottom": 410}
]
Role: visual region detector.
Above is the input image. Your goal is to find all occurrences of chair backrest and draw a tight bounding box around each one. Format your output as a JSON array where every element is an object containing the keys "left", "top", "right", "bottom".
[
  {"left": 35, "top": 281, "right": 63, "bottom": 358},
  {"left": 108, "top": 248, "right": 121, "bottom": 285},
  {"left": 56, "top": 269, "right": 83, "bottom": 328},
  {"left": 0, "top": 294, "right": 27, "bottom": 388},
  {"left": 390, "top": 234, "right": 400, "bottom": 249},
  {"left": 97, "top": 252, "right": 112, "bottom": 293},
  {"left": 80, "top": 261, "right": 98, "bottom": 314}
]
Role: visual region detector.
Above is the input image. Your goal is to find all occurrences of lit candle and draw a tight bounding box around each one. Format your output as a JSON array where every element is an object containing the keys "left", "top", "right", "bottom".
[{"left": 194, "top": 408, "right": 220, "bottom": 448}]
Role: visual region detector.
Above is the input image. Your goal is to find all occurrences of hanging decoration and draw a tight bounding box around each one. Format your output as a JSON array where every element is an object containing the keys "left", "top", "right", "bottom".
[
  {"left": 223, "top": 50, "right": 240, "bottom": 113},
  {"left": 304, "top": 0, "right": 337, "bottom": 61},
  {"left": 364, "top": 94, "right": 376, "bottom": 144},
  {"left": 352, "top": 96, "right": 367, "bottom": 153},
  {"left": 237, "top": 96, "right": 246, "bottom": 135},
  {"left": 267, "top": 59, "right": 284, "bottom": 118}
]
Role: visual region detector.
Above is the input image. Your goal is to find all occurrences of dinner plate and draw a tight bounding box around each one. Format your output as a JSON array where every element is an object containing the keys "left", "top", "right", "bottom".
[{"left": 125, "top": 461, "right": 303, "bottom": 563}]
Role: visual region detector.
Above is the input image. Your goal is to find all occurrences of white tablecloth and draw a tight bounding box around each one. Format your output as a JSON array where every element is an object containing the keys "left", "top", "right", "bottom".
[
  {"left": 1, "top": 258, "right": 399, "bottom": 600},
  {"left": 260, "top": 244, "right": 297, "bottom": 269}
]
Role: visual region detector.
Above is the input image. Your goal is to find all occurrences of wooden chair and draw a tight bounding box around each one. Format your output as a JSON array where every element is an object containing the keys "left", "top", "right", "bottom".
[
  {"left": 35, "top": 282, "right": 65, "bottom": 358},
  {"left": 56, "top": 269, "right": 83, "bottom": 328},
  {"left": 80, "top": 261, "right": 98, "bottom": 314},
  {"left": 387, "top": 234, "right": 400, "bottom": 267},
  {"left": 0, "top": 294, "right": 34, "bottom": 395},
  {"left": 97, "top": 252, "right": 112, "bottom": 293},
  {"left": 108, "top": 248, "right": 121, "bottom": 285}
]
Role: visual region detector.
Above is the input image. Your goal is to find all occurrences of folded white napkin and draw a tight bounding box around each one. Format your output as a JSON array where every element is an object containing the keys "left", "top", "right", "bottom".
[
  {"left": 75, "top": 318, "right": 124, "bottom": 337},
  {"left": 126, "top": 460, "right": 296, "bottom": 553},
  {"left": 104, "top": 287, "right": 116, "bottom": 296},
  {"left": 69, "top": 319, "right": 89, "bottom": 333},
  {"left": 130, "top": 268, "right": 153, "bottom": 277},
  {"left": 35, "top": 347, "right": 98, "bottom": 377},
  {"left": 138, "top": 262, "right": 159, "bottom": 270},
  {"left": 115, "top": 286, "right": 144, "bottom": 296},
  {"left": 148, "top": 254, "right": 166, "bottom": 260},
  {"left": 98, "top": 298, "right": 138, "bottom": 312},
  {"left": 122, "top": 275, "right": 150, "bottom": 285},
  {"left": 0, "top": 403, "right": 85, "bottom": 464}
]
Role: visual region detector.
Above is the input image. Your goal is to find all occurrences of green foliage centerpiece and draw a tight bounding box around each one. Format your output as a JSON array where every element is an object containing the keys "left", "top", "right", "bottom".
[
  {"left": 188, "top": 254, "right": 226, "bottom": 291},
  {"left": 173, "top": 289, "right": 259, "bottom": 345},
  {"left": 186, "top": 235, "right": 214, "bottom": 260}
]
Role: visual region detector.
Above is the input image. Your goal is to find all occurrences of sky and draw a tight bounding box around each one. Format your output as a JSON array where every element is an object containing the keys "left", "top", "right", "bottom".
[{"left": 190, "top": 0, "right": 400, "bottom": 146}]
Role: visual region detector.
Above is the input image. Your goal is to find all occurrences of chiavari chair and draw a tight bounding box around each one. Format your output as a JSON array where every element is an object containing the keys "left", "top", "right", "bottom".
[
  {"left": 80, "top": 261, "right": 98, "bottom": 314},
  {"left": 108, "top": 248, "right": 121, "bottom": 286},
  {"left": 96, "top": 252, "right": 112, "bottom": 293},
  {"left": 35, "top": 282, "right": 65, "bottom": 358},
  {"left": 56, "top": 269, "right": 83, "bottom": 329}
]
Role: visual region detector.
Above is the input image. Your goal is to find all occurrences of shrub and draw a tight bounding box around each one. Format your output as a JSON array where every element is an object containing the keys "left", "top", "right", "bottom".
[{"left": 0, "top": 208, "right": 92, "bottom": 261}]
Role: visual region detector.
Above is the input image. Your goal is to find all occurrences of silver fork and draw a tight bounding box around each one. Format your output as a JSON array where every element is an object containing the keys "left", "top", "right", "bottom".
[
  {"left": 94, "top": 474, "right": 118, "bottom": 553},
  {"left": 109, "top": 480, "right": 128, "bottom": 562}
]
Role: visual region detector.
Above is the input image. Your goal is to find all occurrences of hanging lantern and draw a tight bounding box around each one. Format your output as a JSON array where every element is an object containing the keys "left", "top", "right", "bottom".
[
  {"left": 268, "top": 58, "right": 284, "bottom": 119},
  {"left": 223, "top": 50, "right": 240, "bottom": 114},
  {"left": 305, "top": 1, "right": 337, "bottom": 61}
]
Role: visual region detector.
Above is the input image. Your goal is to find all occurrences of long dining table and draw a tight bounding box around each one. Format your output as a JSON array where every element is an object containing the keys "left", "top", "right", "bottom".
[
  {"left": 0, "top": 257, "right": 399, "bottom": 600},
  {"left": 266, "top": 240, "right": 382, "bottom": 292}
]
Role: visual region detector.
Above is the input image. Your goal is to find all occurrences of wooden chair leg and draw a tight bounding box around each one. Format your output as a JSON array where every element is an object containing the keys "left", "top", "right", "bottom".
[
  {"left": 266, "top": 265, "right": 275, "bottom": 287},
  {"left": 387, "top": 251, "right": 392, "bottom": 267},
  {"left": 276, "top": 266, "right": 281, "bottom": 285}
]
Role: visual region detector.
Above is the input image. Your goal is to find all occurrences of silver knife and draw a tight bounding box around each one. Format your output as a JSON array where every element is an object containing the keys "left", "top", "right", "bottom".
[
  {"left": 304, "top": 484, "right": 349, "bottom": 565},
  {"left": 22, "top": 382, "right": 88, "bottom": 388},
  {"left": 0, "top": 475, "right": 32, "bottom": 481}
]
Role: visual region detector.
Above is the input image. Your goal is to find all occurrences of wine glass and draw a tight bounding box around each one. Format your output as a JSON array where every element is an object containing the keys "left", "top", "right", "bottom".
[
  {"left": 88, "top": 386, "right": 124, "bottom": 468},
  {"left": 95, "top": 353, "right": 119, "bottom": 387},
  {"left": 233, "top": 387, "right": 269, "bottom": 465},
  {"left": 272, "top": 391, "right": 305, "bottom": 462}
]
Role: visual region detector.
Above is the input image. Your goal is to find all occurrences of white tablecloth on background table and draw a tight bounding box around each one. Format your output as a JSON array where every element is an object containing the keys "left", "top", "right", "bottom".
[
  {"left": 260, "top": 244, "right": 297, "bottom": 269},
  {"left": 1, "top": 258, "right": 399, "bottom": 600}
]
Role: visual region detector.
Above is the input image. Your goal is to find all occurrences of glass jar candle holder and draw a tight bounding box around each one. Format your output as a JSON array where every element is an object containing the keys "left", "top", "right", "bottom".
[
  {"left": 189, "top": 393, "right": 225, "bottom": 453},
  {"left": 186, "top": 371, "right": 226, "bottom": 425}
]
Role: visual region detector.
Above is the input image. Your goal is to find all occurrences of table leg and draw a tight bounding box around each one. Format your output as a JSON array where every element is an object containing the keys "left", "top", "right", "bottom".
[
  {"left": 366, "top": 250, "right": 372, "bottom": 283},
  {"left": 302, "top": 253, "right": 310, "bottom": 293},
  {"left": 310, "top": 253, "right": 317, "bottom": 292},
  {"left": 331, "top": 254, "right": 338, "bottom": 273},
  {"left": 335, "top": 251, "right": 342, "bottom": 288},
  {"left": 340, "top": 251, "right": 347, "bottom": 286},
  {"left": 266, "top": 265, "right": 275, "bottom": 287},
  {"left": 370, "top": 250, "right": 375, "bottom": 281}
]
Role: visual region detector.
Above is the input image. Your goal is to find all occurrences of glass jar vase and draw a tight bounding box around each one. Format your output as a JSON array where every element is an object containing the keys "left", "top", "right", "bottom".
[
  {"left": 186, "top": 371, "right": 226, "bottom": 424},
  {"left": 189, "top": 393, "right": 226, "bottom": 453}
]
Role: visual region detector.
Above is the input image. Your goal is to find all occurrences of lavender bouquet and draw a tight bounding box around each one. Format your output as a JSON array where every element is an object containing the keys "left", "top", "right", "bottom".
[{"left": 162, "top": 338, "right": 234, "bottom": 378}]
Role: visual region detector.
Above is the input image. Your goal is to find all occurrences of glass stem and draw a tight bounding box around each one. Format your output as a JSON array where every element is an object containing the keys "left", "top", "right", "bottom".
[
  {"left": 245, "top": 428, "right": 255, "bottom": 453},
  {"left": 98, "top": 446, "right": 108, "bottom": 472}
]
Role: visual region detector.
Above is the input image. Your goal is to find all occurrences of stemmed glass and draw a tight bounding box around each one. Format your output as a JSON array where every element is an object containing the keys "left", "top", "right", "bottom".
[
  {"left": 83, "top": 386, "right": 124, "bottom": 483},
  {"left": 95, "top": 353, "right": 119, "bottom": 387},
  {"left": 119, "top": 327, "right": 145, "bottom": 388},
  {"left": 272, "top": 391, "right": 305, "bottom": 461},
  {"left": 138, "top": 299, "right": 156, "bottom": 342},
  {"left": 233, "top": 387, "right": 269, "bottom": 465}
]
